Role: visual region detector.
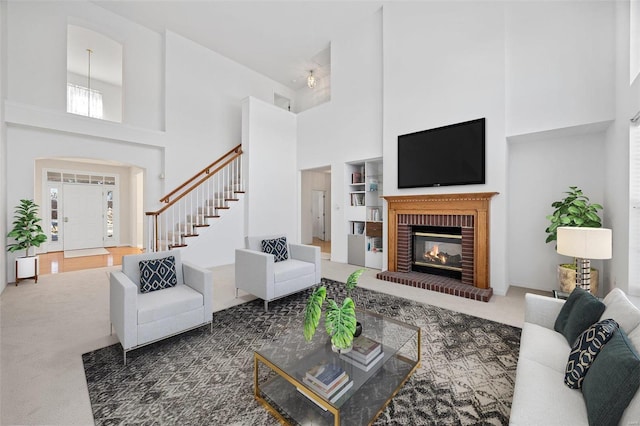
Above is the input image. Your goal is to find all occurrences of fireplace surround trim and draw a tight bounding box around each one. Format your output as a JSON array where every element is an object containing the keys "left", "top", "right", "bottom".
[{"left": 383, "top": 192, "right": 498, "bottom": 290}]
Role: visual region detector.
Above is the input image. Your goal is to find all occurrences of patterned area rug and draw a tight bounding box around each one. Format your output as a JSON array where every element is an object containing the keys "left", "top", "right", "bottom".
[{"left": 83, "top": 279, "right": 521, "bottom": 425}]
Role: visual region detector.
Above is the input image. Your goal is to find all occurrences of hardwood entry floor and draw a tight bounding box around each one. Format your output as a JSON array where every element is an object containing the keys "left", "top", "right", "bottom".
[
  {"left": 38, "top": 247, "right": 144, "bottom": 275},
  {"left": 311, "top": 237, "right": 331, "bottom": 254}
]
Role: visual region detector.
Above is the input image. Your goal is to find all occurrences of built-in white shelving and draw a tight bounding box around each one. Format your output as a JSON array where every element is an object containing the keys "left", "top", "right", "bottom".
[{"left": 347, "top": 159, "right": 383, "bottom": 269}]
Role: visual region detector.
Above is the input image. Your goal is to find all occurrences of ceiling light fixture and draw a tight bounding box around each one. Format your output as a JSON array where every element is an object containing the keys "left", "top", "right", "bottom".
[{"left": 307, "top": 70, "right": 316, "bottom": 89}]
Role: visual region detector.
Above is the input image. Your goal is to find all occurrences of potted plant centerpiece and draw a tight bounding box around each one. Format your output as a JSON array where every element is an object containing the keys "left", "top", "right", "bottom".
[
  {"left": 7, "top": 199, "right": 47, "bottom": 284},
  {"left": 545, "top": 186, "right": 603, "bottom": 293},
  {"left": 303, "top": 269, "right": 365, "bottom": 353}
]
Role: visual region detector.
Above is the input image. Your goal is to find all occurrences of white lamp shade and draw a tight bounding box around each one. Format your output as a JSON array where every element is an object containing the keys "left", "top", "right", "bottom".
[{"left": 557, "top": 227, "right": 612, "bottom": 259}]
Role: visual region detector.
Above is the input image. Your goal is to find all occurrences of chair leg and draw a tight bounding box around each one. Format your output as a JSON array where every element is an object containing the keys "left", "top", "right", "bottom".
[
  {"left": 264, "top": 300, "right": 269, "bottom": 312},
  {"left": 235, "top": 288, "right": 239, "bottom": 298},
  {"left": 123, "top": 349, "right": 127, "bottom": 366},
  {"left": 110, "top": 323, "right": 113, "bottom": 336}
]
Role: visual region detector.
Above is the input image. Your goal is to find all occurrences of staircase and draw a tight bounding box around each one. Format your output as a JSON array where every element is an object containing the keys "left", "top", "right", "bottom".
[{"left": 146, "top": 144, "right": 244, "bottom": 252}]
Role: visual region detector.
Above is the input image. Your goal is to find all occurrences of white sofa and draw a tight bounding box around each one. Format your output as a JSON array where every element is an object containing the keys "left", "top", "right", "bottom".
[
  {"left": 235, "top": 235, "right": 321, "bottom": 311},
  {"left": 510, "top": 289, "right": 640, "bottom": 425},
  {"left": 110, "top": 250, "right": 213, "bottom": 364}
]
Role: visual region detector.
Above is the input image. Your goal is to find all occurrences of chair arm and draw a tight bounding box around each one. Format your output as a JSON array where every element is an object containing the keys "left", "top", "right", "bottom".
[
  {"left": 183, "top": 261, "right": 213, "bottom": 321},
  {"left": 235, "top": 249, "right": 274, "bottom": 300},
  {"left": 524, "top": 293, "right": 565, "bottom": 330},
  {"left": 289, "top": 244, "right": 321, "bottom": 282},
  {"left": 109, "top": 271, "right": 138, "bottom": 350}
]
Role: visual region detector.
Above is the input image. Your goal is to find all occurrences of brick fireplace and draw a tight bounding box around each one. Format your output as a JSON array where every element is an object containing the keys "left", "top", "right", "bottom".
[{"left": 377, "top": 192, "right": 498, "bottom": 302}]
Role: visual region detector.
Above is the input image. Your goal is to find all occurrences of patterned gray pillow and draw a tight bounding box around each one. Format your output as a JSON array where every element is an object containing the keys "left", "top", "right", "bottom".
[
  {"left": 139, "top": 256, "right": 178, "bottom": 293},
  {"left": 261, "top": 237, "right": 289, "bottom": 262},
  {"left": 565, "top": 318, "right": 619, "bottom": 389}
]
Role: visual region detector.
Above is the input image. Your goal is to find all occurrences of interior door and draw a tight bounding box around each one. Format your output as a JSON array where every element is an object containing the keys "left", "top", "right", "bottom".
[
  {"left": 63, "top": 184, "right": 104, "bottom": 250},
  {"left": 312, "top": 190, "right": 325, "bottom": 240}
]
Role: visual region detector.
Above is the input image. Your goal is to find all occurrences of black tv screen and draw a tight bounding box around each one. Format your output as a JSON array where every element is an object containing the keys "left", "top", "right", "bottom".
[{"left": 397, "top": 118, "right": 485, "bottom": 188}]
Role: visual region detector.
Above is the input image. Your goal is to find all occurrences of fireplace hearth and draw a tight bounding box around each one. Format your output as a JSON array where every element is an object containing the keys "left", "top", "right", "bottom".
[{"left": 378, "top": 193, "right": 498, "bottom": 302}]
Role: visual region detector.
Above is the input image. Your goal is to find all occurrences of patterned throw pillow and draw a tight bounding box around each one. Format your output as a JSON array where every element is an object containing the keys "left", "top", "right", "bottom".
[
  {"left": 261, "top": 237, "right": 289, "bottom": 262},
  {"left": 565, "top": 319, "right": 619, "bottom": 389},
  {"left": 139, "top": 256, "right": 178, "bottom": 293}
]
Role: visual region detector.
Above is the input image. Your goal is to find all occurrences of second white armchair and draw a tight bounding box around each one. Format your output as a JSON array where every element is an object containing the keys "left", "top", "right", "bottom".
[{"left": 235, "top": 235, "right": 321, "bottom": 311}]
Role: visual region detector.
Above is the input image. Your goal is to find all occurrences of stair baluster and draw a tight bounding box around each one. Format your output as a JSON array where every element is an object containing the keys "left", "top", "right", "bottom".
[{"left": 146, "top": 145, "right": 244, "bottom": 252}]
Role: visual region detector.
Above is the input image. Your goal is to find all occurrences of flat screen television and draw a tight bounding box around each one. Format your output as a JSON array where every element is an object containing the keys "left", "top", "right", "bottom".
[{"left": 397, "top": 118, "right": 485, "bottom": 188}]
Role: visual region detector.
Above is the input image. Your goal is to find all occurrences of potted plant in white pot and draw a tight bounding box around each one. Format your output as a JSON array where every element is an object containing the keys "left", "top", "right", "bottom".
[
  {"left": 7, "top": 199, "right": 47, "bottom": 284},
  {"left": 545, "top": 186, "right": 603, "bottom": 293}
]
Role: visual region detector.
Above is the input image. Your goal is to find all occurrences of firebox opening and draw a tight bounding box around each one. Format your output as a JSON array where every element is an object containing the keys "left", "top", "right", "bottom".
[{"left": 412, "top": 225, "right": 462, "bottom": 280}]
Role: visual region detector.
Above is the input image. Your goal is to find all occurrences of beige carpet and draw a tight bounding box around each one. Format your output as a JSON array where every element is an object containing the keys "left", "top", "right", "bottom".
[
  {"left": 63, "top": 248, "right": 110, "bottom": 259},
  {"left": 1, "top": 261, "right": 533, "bottom": 425}
]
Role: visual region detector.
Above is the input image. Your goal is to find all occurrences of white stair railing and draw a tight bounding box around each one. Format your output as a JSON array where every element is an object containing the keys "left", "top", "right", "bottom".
[{"left": 146, "top": 145, "right": 244, "bottom": 252}]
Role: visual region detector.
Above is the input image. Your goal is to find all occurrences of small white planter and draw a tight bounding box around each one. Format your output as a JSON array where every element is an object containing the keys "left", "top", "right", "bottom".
[{"left": 15, "top": 255, "right": 39, "bottom": 285}]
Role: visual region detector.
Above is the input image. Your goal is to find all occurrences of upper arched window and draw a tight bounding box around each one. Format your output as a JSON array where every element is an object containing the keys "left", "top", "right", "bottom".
[{"left": 67, "top": 24, "right": 122, "bottom": 122}]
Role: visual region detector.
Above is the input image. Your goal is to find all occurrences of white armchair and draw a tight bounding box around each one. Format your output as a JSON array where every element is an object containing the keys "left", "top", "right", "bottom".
[
  {"left": 235, "top": 235, "right": 321, "bottom": 311},
  {"left": 109, "top": 250, "right": 213, "bottom": 364}
]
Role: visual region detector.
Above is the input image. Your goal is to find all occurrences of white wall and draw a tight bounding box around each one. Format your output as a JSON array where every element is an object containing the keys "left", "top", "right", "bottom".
[
  {"left": 242, "top": 97, "right": 298, "bottom": 241},
  {"left": 505, "top": 1, "right": 615, "bottom": 136},
  {"left": 5, "top": 125, "right": 164, "bottom": 283},
  {"left": 3, "top": 2, "right": 302, "bottom": 287},
  {"left": 382, "top": 2, "right": 508, "bottom": 294},
  {"left": 180, "top": 196, "right": 246, "bottom": 268},
  {"left": 604, "top": 0, "right": 640, "bottom": 296},
  {"left": 7, "top": 1, "right": 163, "bottom": 131},
  {"left": 297, "top": 8, "right": 383, "bottom": 264},
  {"left": 0, "top": 1, "right": 7, "bottom": 293},
  {"left": 164, "top": 31, "right": 296, "bottom": 190},
  {"left": 507, "top": 130, "right": 607, "bottom": 293}
]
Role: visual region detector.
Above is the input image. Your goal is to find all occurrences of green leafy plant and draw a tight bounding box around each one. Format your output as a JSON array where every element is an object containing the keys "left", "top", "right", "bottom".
[
  {"left": 7, "top": 199, "right": 47, "bottom": 258},
  {"left": 545, "top": 186, "right": 603, "bottom": 245},
  {"left": 303, "top": 269, "right": 365, "bottom": 350}
]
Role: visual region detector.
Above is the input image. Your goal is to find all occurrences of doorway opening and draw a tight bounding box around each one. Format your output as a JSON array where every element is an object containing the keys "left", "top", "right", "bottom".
[
  {"left": 301, "top": 167, "right": 331, "bottom": 258},
  {"left": 37, "top": 159, "right": 145, "bottom": 273}
]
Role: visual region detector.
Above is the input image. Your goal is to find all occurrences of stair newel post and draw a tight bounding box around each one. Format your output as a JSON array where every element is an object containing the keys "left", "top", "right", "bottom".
[{"left": 152, "top": 213, "right": 157, "bottom": 252}]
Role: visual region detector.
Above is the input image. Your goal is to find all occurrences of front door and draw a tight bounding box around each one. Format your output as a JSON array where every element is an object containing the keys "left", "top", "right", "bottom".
[{"left": 63, "top": 184, "right": 104, "bottom": 250}]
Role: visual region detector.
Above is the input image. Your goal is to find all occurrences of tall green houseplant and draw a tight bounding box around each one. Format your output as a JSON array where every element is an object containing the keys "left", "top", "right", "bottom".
[
  {"left": 303, "top": 269, "right": 365, "bottom": 351},
  {"left": 545, "top": 186, "right": 603, "bottom": 245},
  {"left": 7, "top": 199, "right": 47, "bottom": 258}
]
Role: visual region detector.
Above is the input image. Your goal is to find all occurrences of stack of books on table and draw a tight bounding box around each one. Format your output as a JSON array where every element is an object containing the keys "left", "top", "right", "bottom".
[
  {"left": 340, "top": 336, "right": 384, "bottom": 372},
  {"left": 300, "top": 362, "right": 354, "bottom": 405}
]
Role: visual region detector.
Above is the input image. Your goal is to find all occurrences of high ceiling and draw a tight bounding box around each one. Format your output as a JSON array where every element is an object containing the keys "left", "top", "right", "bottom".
[{"left": 92, "top": 1, "right": 383, "bottom": 90}]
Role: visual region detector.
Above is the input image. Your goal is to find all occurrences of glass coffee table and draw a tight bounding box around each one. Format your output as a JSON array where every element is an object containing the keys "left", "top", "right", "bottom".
[{"left": 254, "top": 309, "right": 421, "bottom": 425}]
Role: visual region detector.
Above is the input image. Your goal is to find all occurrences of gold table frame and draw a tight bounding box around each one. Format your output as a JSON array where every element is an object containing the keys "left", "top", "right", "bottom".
[{"left": 254, "top": 311, "right": 421, "bottom": 426}]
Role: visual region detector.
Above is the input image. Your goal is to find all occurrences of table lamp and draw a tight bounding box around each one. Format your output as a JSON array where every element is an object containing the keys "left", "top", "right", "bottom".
[{"left": 556, "top": 227, "right": 612, "bottom": 293}]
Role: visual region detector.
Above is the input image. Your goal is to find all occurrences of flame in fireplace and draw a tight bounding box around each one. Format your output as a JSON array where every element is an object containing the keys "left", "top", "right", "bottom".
[{"left": 424, "top": 244, "right": 448, "bottom": 264}]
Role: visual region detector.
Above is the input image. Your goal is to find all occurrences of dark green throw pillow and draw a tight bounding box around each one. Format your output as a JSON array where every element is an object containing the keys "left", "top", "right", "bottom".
[
  {"left": 581, "top": 329, "right": 640, "bottom": 426},
  {"left": 554, "top": 287, "right": 606, "bottom": 345}
]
